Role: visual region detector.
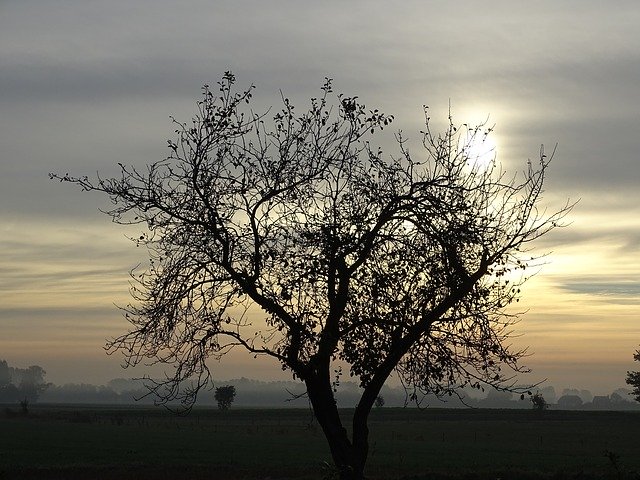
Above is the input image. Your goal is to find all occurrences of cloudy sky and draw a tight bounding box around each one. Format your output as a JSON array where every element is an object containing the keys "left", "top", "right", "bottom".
[{"left": 1, "top": 1, "right": 639, "bottom": 395}]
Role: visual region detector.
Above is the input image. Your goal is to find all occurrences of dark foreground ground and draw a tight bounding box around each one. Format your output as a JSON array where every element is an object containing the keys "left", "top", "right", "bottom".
[{"left": 1, "top": 405, "right": 639, "bottom": 480}]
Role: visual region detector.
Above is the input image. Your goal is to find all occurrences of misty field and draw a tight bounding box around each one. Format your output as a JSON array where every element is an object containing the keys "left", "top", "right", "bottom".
[{"left": 1, "top": 406, "right": 639, "bottom": 480}]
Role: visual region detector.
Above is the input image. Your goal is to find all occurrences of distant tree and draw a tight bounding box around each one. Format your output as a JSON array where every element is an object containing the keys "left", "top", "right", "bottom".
[
  {"left": 538, "top": 385, "right": 557, "bottom": 404},
  {"left": 0, "top": 360, "right": 48, "bottom": 404},
  {"left": 591, "top": 395, "right": 611, "bottom": 409},
  {"left": 374, "top": 395, "right": 385, "bottom": 408},
  {"left": 609, "top": 392, "right": 626, "bottom": 405},
  {"left": 612, "top": 387, "right": 632, "bottom": 400},
  {"left": 19, "top": 398, "right": 29, "bottom": 414},
  {"left": 607, "top": 391, "right": 633, "bottom": 408},
  {"left": 560, "top": 388, "right": 592, "bottom": 404},
  {"left": 626, "top": 347, "right": 640, "bottom": 402},
  {"left": 531, "top": 392, "right": 547, "bottom": 411},
  {"left": 579, "top": 389, "right": 593, "bottom": 403},
  {"left": 0, "top": 359, "right": 20, "bottom": 404},
  {"left": 0, "top": 360, "right": 10, "bottom": 388},
  {"left": 18, "top": 365, "right": 49, "bottom": 403},
  {"left": 52, "top": 72, "right": 572, "bottom": 480},
  {"left": 557, "top": 394, "right": 583, "bottom": 409},
  {"left": 487, "top": 389, "right": 514, "bottom": 404},
  {"left": 214, "top": 385, "right": 236, "bottom": 411}
]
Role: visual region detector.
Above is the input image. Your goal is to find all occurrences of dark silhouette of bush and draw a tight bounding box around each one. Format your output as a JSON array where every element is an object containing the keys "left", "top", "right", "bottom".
[
  {"left": 0, "top": 360, "right": 49, "bottom": 405},
  {"left": 531, "top": 392, "right": 547, "bottom": 410},
  {"left": 214, "top": 385, "right": 236, "bottom": 411},
  {"left": 626, "top": 347, "right": 640, "bottom": 402}
]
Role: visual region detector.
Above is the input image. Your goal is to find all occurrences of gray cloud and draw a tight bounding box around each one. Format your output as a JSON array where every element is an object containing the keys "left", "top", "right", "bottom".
[
  {"left": 556, "top": 278, "right": 640, "bottom": 303},
  {"left": 531, "top": 216, "right": 640, "bottom": 254}
]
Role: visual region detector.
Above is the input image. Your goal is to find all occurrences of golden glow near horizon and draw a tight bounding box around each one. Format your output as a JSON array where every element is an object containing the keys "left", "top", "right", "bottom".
[{"left": 1, "top": 173, "right": 637, "bottom": 394}]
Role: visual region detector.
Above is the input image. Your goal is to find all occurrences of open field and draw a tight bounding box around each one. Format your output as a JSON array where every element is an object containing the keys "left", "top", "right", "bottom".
[{"left": 1, "top": 405, "right": 639, "bottom": 479}]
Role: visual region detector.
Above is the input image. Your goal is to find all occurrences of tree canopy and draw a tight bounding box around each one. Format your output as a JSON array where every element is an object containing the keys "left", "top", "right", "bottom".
[
  {"left": 0, "top": 360, "right": 49, "bottom": 404},
  {"left": 52, "top": 72, "right": 571, "bottom": 479},
  {"left": 214, "top": 384, "right": 236, "bottom": 411},
  {"left": 626, "top": 347, "right": 640, "bottom": 402}
]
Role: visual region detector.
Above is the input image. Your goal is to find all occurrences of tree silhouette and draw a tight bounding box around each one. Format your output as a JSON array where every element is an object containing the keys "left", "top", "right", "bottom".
[
  {"left": 531, "top": 392, "right": 548, "bottom": 411},
  {"left": 0, "top": 360, "right": 49, "bottom": 405},
  {"left": 52, "top": 72, "right": 572, "bottom": 480},
  {"left": 626, "top": 347, "right": 640, "bottom": 402},
  {"left": 0, "top": 360, "right": 10, "bottom": 388},
  {"left": 214, "top": 385, "right": 236, "bottom": 411}
]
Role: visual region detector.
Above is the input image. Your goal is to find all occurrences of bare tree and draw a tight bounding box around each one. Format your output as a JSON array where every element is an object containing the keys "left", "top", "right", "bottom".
[
  {"left": 626, "top": 347, "right": 640, "bottom": 402},
  {"left": 52, "top": 72, "right": 571, "bottom": 480}
]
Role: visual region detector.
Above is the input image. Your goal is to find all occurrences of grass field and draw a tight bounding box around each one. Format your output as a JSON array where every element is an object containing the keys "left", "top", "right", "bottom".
[{"left": 1, "top": 405, "right": 639, "bottom": 479}]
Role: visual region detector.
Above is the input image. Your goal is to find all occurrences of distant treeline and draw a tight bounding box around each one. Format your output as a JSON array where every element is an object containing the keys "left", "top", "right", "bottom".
[
  {"left": 2, "top": 359, "right": 638, "bottom": 409},
  {"left": 36, "top": 378, "right": 640, "bottom": 410},
  {"left": 0, "top": 360, "right": 48, "bottom": 403}
]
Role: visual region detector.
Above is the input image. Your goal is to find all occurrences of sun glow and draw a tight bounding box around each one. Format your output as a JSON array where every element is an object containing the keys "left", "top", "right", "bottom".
[{"left": 459, "top": 124, "right": 498, "bottom": 168}]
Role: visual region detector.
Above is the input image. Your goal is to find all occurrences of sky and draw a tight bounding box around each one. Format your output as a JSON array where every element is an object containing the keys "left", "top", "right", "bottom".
[{"left": 1, "top": 1, "right": 639, "bottom": 396}]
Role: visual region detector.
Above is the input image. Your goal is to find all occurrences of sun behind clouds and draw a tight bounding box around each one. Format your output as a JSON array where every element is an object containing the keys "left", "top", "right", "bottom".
[{"left": 457, "top": 120, "right": 498, "bottom": 168}]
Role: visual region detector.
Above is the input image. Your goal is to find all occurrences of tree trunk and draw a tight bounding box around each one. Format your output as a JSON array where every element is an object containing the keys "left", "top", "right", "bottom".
[{"left": 306, "top": 373, "right": 367, "bottom": 480}]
